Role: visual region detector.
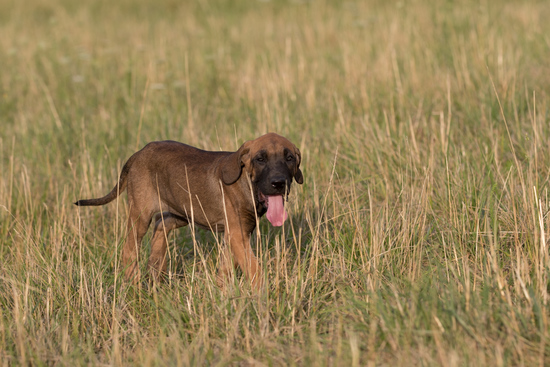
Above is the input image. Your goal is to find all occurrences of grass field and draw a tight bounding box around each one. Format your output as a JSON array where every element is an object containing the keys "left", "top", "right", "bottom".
[{"left": 1, "top": 0, "right": 550, "bottom": 365}]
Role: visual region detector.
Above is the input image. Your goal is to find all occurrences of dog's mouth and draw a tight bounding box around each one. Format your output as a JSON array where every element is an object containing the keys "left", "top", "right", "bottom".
[{"left": 258, "top": 191, "right": 288, "bottom": 227}]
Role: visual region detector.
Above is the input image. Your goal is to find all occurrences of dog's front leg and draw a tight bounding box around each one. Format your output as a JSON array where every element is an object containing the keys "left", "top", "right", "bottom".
[{"left": 217, "top": 230, "right": 262, "bottom": 290}]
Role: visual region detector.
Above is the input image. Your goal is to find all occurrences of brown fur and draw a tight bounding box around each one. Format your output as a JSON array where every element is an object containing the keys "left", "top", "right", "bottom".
[{"left": 75, "top": 133, "right": 303, "bottom": 288}]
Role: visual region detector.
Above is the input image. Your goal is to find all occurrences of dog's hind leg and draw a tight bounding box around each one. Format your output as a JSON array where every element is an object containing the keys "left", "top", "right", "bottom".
[
  {"left": 148, "top": 212, "right": 188, "bottom": 283},
  {"left": 122, "top": 206, "right": 153, "bottom": 284}
]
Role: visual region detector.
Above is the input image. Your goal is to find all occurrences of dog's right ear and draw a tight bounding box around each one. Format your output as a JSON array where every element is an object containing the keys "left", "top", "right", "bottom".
[{"left": 220, "top": 142, "right": 250, "bottom": 185}]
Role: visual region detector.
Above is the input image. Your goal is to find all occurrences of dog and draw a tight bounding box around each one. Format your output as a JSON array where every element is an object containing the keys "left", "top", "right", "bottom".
[{"left": 75, "top": 133, "right": 303, "bottom": 288}]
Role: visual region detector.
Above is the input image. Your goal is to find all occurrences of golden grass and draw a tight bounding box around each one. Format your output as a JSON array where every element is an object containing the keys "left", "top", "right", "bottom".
[{"left": 1, "top": 0, "right": 550, "bottom": 365}]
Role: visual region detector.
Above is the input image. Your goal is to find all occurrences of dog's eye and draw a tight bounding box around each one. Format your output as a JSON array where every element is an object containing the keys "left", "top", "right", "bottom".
[
  {"left": 286, "top": 155, "right": 295, "bottom": 162},
  {"left": 256, "top": 157, "right": 266, "bottom": 163}
]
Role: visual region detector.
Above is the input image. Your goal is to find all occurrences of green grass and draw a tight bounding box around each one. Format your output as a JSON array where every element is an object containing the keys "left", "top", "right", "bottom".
[{"left": 2, "top": 0, "right": 550, "bottom": 365}]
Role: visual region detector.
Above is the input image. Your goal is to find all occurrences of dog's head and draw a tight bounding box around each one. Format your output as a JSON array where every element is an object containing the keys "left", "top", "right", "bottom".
[{"left": 220, "top": 133, "right": 303, "bottom": 226}]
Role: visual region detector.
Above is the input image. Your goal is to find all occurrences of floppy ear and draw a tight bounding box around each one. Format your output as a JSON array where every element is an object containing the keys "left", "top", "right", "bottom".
[
  {"left": 220, "top": 143, "right": 250, "bottom": 185},
  {"left": 294, "top": 147, "right": 304, "bottom": 184}
]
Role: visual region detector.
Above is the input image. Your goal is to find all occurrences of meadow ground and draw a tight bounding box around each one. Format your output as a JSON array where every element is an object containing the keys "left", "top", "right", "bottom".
[{"left": 1, "top": 0, "right": 550, "bottom": 365}]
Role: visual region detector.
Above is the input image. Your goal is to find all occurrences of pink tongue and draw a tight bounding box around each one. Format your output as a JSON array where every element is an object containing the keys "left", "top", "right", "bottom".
[{"left": 266, "top": 195, "right": 288, "bottom": 227}]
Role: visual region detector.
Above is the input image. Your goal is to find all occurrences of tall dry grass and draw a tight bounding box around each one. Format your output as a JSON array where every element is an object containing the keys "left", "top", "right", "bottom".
[{"left": 1, "top": 0, "right": 550, "bottom": 365}]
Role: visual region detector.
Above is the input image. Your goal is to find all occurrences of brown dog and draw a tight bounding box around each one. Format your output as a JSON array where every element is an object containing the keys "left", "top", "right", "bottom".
[{"left": 75, "top": 133, "right": 303, "bottom": 288}]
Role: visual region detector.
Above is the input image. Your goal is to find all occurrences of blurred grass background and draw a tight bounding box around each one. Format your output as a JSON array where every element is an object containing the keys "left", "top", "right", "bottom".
[{"left": 1, "top": 0, "right": 550, "bottom": 365}]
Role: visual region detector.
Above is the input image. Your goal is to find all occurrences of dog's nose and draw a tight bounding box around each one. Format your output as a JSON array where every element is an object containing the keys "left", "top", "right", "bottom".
[{"left": 271, "top": 177, "right": 287, "bottom": 190}]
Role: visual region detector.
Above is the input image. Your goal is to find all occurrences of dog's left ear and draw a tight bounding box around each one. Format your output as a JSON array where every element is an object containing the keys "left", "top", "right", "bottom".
[
  {"left": 294, "top": 147, "right": 304, "bottom": 184},
  {"left": 220, "top": 142, "right": 250, "bottom": 185}
]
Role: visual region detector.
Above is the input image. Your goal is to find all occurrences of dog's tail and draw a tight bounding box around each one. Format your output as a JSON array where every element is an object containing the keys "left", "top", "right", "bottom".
[{"left": 74, "top": 156, "right": 133, "bottom": 207}]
